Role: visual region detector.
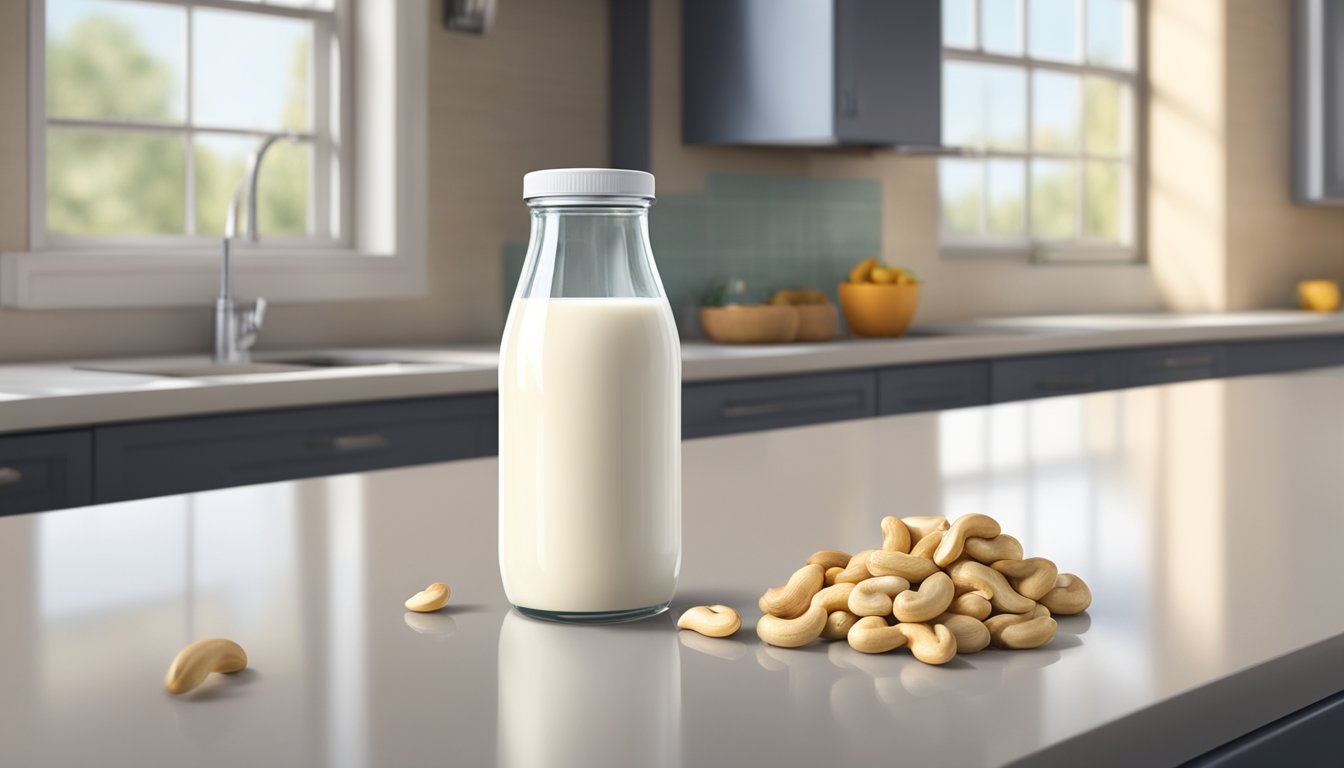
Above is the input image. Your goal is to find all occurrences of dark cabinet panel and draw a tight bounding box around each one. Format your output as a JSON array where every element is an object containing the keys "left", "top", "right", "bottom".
[
  {"left": 1126, "top": 345, "right": 1228, "bottom": 386},
  {"left": 0, "top": 431, "right": 93, "bottom": 516},
  {"left": 878, "top": 362, "right": 989, "bottom": 415},
  {"left": 684, "top": 371, "right": 877, "bottom": 438},
  {"left": 94, "top": 395, "right": 496, "bottom": 503},
  {"left": 1185, "top": 688, "right": 1344, "bottom": 767},
  {"left": 1226, "top": 335, "right": 1344, "bottom": 376},
  {"left": 991, "top": 353, "right": 1127, "bottom": 403}
]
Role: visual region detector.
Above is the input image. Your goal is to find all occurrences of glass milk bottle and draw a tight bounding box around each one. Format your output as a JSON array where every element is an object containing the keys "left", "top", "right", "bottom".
[{"left": 499, "top": 168, "right": 681, "bottom": 622}]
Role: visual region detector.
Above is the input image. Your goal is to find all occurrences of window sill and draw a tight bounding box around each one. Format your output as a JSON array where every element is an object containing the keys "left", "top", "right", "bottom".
[{"left": 0, "top": 245, "right": 428, "bottom": 309}]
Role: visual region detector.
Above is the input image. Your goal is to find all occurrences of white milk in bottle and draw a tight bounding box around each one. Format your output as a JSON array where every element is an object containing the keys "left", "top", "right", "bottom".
[{"left": 499, "top": 169, "right": 681, "bottom": 622}]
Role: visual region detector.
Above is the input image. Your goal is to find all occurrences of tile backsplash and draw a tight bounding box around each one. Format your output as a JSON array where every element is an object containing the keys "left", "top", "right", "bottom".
[{"left": 502, "top": 173, "right": 882, "bottom": 336}]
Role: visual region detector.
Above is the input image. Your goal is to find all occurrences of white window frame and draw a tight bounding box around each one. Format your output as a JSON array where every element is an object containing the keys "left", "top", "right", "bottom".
[
  {"left": 939, "top": 0, "right": 1146, "bottom": 265},
  {"left": 1, "top": 0, "right": 428, "bottom": 309}
]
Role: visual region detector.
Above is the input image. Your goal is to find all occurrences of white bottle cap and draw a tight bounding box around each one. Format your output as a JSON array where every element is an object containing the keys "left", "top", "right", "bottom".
[{"left": 523, "top": 168, "right": 655, "bottom": 201}]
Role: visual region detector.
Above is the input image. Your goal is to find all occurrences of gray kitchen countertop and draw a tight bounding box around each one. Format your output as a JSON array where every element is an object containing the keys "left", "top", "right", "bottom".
[
  {"left": 2, "top": 309, "right": 1344, "bottom": 433},
  {"left": 3, "top": 369, "right": 1343, "bottom": 766}
]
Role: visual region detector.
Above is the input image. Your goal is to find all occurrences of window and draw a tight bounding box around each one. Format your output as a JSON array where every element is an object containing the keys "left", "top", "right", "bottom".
[
  {"left": 42, "top": 0, "right": 342, "bottom": 245},
  {"left": 4, "top": 0, "right": 428, "bottom": 310},
  {"left": 939, "top": 0, "right": 1141, "bottom": 262}
]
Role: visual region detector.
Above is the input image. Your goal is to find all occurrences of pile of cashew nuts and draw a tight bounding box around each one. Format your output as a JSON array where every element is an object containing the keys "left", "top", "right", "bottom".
[{"left": 678, "top": 513, "right": 1091, "bottom": 666}]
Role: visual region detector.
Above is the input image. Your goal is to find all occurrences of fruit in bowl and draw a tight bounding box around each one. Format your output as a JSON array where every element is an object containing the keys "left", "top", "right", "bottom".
[
  {"left": 838, "top": 257, "right": 921, "bottom": 337},
  {"left": 768, "top": 289, "right": 838, "bottom": 341}
]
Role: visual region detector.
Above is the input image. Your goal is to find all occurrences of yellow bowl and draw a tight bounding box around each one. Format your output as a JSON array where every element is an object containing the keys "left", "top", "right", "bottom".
[
  {"left": 837, "top": 282, "right": 920, "bottom": 338},
  {"left": 700, "top": 305, "right": 800, "bottom": 344}
]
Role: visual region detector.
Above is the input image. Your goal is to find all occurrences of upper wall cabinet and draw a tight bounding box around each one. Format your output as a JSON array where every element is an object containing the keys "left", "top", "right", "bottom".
[
  {"left": 1295, "top": 0, "right": 1344, "bottom": 203},
  {"left": 682, "top": 0, "right": 942, "bottom": 148}
]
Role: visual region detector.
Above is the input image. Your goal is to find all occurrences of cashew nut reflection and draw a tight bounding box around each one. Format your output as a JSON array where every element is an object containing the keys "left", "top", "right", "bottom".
[
  {"left": 403, "top": 611, "right": 458, "bottom": 639},
  {"left": 678, "top": 629, "right": 748, "bottom": 661}
]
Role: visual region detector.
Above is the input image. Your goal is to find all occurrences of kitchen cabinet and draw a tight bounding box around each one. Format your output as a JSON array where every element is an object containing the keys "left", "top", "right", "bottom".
[
  {"left": 1293, "top": 0, "right": 1344, "bottom": 202},
  {"left": 991, "top": 352, "right": 1128, "bottom": 403},
  {"left": 682, "top": 0, "right": 941, "bottom": 147},
  {"left": 1186, "top": 689, "right": 1344, "bottom": 767},
  {"left": 683, "top": 370, "right": 877, "bottom": 438},
  {"left": 93, "top": 395, "right": 496, "bottom": 503},
  {"left": 1125, "top": 344, "right": 1228, "bottom": 386},
  {"left": 1226, "top": 336, "right": 1344, "bottom": 376},
  {"left": 0, "top": 430, "right": 92, "bottom": 516},
  {"left": 878, "top": 361, "right": 989, "bottom": 415}
]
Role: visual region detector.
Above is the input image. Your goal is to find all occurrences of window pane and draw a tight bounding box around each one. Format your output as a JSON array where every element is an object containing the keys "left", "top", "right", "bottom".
[
  {"left": 940, "top": 159, "right": 983, "bottom": 235},
  {"left": 943, "top": 62, "right": 1028, "bottom": 151},
  {"left": 982, "top": 0, "right": 1023, "bottom": 55},
  {"left": 1087, "top": 0, "right": 1135, "bottom": 69},
  {"left": 46, "top": 0, "right": 185, "bottom": 121},
  {"left": 1033, "top": 70, "right": 1080, "bottom": 152},
  {"left": 943, "top": 0, "right": 976, "bottom": 48},
  {"left": 1029, "top": 0, "right": 1080, "bottom": 62},
  {"left": 47, "top": 129, "right": 185, "bottom": 236},
  {"left": 1084, "top": 77, "right": 1131, "bottom": 156},
  {"left": 1031, "top": 159, "right": 1077, "bottom": 239},
  {"left": 987, "top": 159, "right": 1026, "bottom": 236},
  {"left": 192, "top": 8, "right": 312, "bottom": 132},
  {"left": 1084, "top": 162, "right": 1127, "bottom": 242},
  {"left": 195, "top": 134, "right": 311, "bottom": 237}
]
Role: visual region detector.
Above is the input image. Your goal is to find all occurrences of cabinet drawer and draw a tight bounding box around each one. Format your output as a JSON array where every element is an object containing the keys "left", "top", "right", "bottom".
[
  {"left": 0, "top": 431, "right": 93, "bottom": 516},
  {"left": 1127, "top": 344, "right": 1227, "bottom": 386},
  {"left": 683, "top": 370, "right": 877, "bottom": 438},
  {"left": 95, "top": 395, "right": 496, "bottom": 503},
  {"left": 1227, "top": 335, "right": 1344, "bottom": 376},
  {"left": 991, "top": 352, "right": 1126, "bottom": 403},
  {"left": 878, "top": 362, "right": 989, "bottom": 415}
]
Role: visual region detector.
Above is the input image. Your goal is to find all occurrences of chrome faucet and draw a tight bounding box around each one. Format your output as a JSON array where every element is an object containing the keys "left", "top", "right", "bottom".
[{"left": 214, "top": 133, "right": 297, "bottom": 363}]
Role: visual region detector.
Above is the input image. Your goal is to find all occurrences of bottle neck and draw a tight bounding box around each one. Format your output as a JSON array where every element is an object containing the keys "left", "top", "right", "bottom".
[{"left": 516, "top": 201, "right": 664, "bottom": 301}]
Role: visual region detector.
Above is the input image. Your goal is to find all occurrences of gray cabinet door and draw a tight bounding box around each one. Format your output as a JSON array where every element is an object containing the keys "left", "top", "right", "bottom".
[
  {"left": 992, "top": 353, "right": 1127, "bottom": 403},
  {"left": 1126, "top": 345, "right": 1227, "bottom": 386},
  {"left": 94, "top": 395, "right": 496, "bottom": 503},
  {"left": 0, "top": 431, "right": 92, "bottom": 516},
  {"left": 1227, "top": 336, "right": 1344, "bottom": 376},
  {"left": 834, "top": 0, "right": 940, "bottom": 145},
  {"left": 684, "top": 370, "right": 878, "bottom": 438},
  {"left": 1185, "top": 688, "right": 1344, "bottom": 767},
  {"left": 878, "top": 362, "right": 989, "bottom": 415}
]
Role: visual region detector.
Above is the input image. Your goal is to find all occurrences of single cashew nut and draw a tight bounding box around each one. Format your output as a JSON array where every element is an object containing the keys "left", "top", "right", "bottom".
[
  {"left": 934, "top": 513, "right": 1003, "bottom": 567},
  {"left": 847, "top": 575, "right": 910, "bottom": 617},
  {"left": 948, "top": 593, "right": 992, "bottom": 620},
  {"left": 985, "top": 605, "right": 1056, "bottom": 649},
  {"left": 1039, "top": 573, "right": 1092, "bottom": 615},
  {"left": 991, "top": 557, "right": 1059, "bottom": 601},
  {"left": 833, "top": 550, "right": 875, "bottom": 584},
  {"left": 759, "top": 563, "right": 825, "bottom": 618},
  {"left": 868, "top": 550, "right": 940, "bottom": 583},
  {"left": 910, "top": 530, "right": 945, "bottom": 561},
  {"left": 821, "top": 610, "right": 860, "bottom": 641},
  {"left": 807, "top": 549, "right": 851, "bottom": 570},
  {"left": 895, "top": 622, "right": 958, "bottom": 665},
  {"left": 677, "top": 605, "right": 741, "bottom": 638},
  {"left": 756, "top": 598, "right": 828, "bottom": 648},
  {"left": 405, "top": 582, "right": 451, "bottom": 613},
  {"left": 963, "top": 534, "right": 1024, "bottom": 564},
  {"left": 164, "top": 638, "right": 248, "bottom": 695},
  {"left": 824, "top": 566, "right": 843, "bottom": 586},
  {"left": 946, "top": 560, "right": 1036, "bottom": 614},
  {"left": 814, "top": 582, "right": 857, "bottom": 613},
  {"left": 847, "top": 616, "right": 909, "bottom": 654},
  {"left": 901, "top": 515, "right": 950, "bottom": 543},
  {"left": 893, "top": 571, "right": 955, "bottom": 623},
  {"left": 935, "top": 612, "right": 991, "bottom": 654},
  {"left": 880, "top": 516, "right": 912, "bottom": 554}
]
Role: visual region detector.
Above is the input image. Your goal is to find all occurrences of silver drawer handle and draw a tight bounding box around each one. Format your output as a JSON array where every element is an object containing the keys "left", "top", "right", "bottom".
[
  {"left": 313, "top": 434, "right": 392, "bottom": 453},
  {"left": 0, "top": 467, "right": 22, "bottom": 487},
  {"left": 1162, "top": 355, "right": 1216, "bottom": 369},
  {"left": 721, "top": 392, "right": 864, "bottom": 419}
]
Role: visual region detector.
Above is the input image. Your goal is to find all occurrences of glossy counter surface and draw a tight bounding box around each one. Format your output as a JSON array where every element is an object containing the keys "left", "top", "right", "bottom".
[{"left": 4, "top": 370, "right": 1344, "bottom": 767}]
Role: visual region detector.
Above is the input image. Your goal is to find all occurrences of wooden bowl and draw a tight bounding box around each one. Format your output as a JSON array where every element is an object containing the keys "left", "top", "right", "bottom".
[
  {"left": 837, "top": 282, "right": 920, "bottom": 338},
  {"left": 700, "top": 305, "right": 800, "bottom": 344},
  {"left": 795, "top": 304, "right": 839, "bottom": 341}
]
